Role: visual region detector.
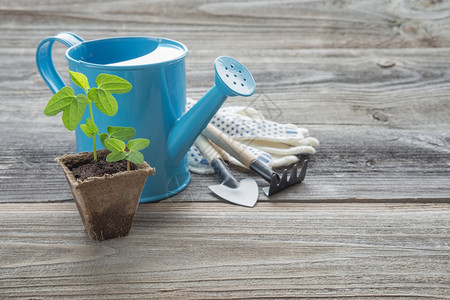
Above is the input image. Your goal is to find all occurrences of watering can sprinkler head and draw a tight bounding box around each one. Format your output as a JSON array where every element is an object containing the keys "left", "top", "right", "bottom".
[
  {"left": 214, "top": 56, "right": 256, "bottom": 97},
  {"left": 167, "top": 56, "right": 256, "bottom": 165}
]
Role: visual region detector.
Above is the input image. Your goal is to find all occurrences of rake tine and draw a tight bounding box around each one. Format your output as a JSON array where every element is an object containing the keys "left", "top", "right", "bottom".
[
  {"left": 289, "top": 164, "right": 299, "bottom": 184},
  {"left": 262, "top": 174, "right": 277, "bottom": 196},
  {"left": 270, "top": 174, "right": 280, "bottom": 190},
  {"left": 299, "top": 159, "right": 308, "bottom": 182},
  {"left": 261, "top": 158, "right": 309, "bottom": 197},
  {"left": 280, "top": 169, "right": 288, "bottom": 186}
]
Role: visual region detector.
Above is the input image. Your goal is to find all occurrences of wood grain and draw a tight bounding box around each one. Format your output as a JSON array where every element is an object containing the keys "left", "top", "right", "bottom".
[
  {"left": 1, "top": 0, "right": 450, "bottom": 49},
  {"left": 1, "top": 202, "right": 449, "bottom": 299},
  {"left": 1, "top": 0, "right": 450, "bottom": 298},
  {"left": 1, "top": 48, "right": 448, "bottom": 202}
]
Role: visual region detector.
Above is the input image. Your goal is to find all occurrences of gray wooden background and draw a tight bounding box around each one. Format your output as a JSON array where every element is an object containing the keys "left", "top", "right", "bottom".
[{"left": 1, "top": 0, "right": 449, "bottom": 298}]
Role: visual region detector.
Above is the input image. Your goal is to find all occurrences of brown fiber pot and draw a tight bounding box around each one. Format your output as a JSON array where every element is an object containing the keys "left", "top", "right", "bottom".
[{"left": 56, "top": 149, "right": 155, "bottom": 241}]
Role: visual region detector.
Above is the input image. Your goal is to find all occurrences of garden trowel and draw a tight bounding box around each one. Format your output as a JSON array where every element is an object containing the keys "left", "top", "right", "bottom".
[{"left": 195, "top": 135, "right": 258, "bottom": 207}]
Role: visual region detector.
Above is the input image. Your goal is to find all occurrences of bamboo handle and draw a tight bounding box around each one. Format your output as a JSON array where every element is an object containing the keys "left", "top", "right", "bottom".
[
  {"left": 194, "top": 134, "right": 221, "bottom": 163},
  {"left": 203, "top": 124, "right": 256, "bottom": 168}
]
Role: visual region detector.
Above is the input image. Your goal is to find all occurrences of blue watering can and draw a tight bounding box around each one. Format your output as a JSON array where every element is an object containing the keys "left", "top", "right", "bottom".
[{"left": 36, "top": 32, "right": 255, "bottom": 202}]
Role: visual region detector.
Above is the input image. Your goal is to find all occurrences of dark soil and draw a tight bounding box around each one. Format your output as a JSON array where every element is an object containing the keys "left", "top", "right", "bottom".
[{"left": 70, "top": 157, "right": 137, "bottom": 181}]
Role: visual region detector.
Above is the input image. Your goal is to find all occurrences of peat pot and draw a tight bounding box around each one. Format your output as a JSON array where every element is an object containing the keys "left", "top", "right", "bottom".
[{"left": 56, "top": 149, "right": 155, "bottom": 241}]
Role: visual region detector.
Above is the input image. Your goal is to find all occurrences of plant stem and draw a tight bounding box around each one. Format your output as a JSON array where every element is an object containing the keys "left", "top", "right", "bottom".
[
  {"left": 88, "top": 100, "right": 97, "bottom": 162},
  {"left": 127, "top": 160, "right": 130, "bottom": 172}
]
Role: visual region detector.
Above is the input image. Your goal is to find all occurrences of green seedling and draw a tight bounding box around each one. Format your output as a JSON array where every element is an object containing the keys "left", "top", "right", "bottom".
[
  {"left": 99, "top": 126, "right": 136, "bottom": 148},
  {"left": 104, "top": 137, "right": 150, "bottom": 171},
  {"left": 44, "top": 70, "right": 150, "bottom": 166}
]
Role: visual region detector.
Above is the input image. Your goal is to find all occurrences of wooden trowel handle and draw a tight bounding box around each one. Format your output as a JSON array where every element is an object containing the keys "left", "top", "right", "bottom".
[
  {"left": 194, "top": 134, "right": 221, "bottom": 163},
  {"left": 203, "top": 124, "right": 257, "bottom": 168}
]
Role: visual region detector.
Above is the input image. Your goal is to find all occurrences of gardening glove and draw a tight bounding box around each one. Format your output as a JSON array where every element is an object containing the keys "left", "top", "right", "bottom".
[{"left": 187, "top": 98, "right": 319, "bottom": 174}]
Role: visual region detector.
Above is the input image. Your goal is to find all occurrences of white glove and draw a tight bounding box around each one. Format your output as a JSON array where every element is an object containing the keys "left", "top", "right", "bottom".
[{"left": 187, "top": 98, "right": 319, "bottom": 174}]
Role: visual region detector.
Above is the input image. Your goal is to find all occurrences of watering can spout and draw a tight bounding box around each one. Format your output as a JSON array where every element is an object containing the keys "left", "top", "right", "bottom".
[
  {"left": 167, "top": 56, "right": 256, "bottom": 165},
  {"left": 167, "top": 86, "right": 227, "bottom": 164}
]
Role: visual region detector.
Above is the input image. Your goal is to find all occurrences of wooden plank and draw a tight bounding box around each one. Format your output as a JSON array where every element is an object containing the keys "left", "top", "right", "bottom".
[
  {"left": 1, "top": 0, "right": 450, "bottom": 49},
  {"left": 3, "top": 47, "right": 450, "bottom": 127},
  {"left": 1, "top": 202, "right": 449, "bottom": 298},
  {"left": 1, "top": 47, "right": 448, "bottom": 203},
  {"left": 1, "top": 123, "right": 448, "bottom": 202}
]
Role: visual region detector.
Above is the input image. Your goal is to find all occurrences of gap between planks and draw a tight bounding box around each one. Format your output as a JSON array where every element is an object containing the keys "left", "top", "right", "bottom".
[{"left": 1, "top": 201, "right": 449, "bottom": 213}]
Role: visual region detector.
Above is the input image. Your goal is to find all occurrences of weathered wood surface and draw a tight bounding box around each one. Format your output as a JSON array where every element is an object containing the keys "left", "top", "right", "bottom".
[
  {"left": 1, "top": 202, "right": 449, "bottom": 299},
  {"left": 0, "top": 0, "right": 449, "bottom": 298},
  {"left": 2, "top": 0, "right": 450, "bottom": 49},
  {"left": 2, "top": 48, "right": 449, "bottom": 203}
]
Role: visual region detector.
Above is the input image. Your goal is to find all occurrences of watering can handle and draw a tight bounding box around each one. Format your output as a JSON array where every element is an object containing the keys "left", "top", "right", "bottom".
[{"left": 36, "top": 32, "right": 84, "bottom": 94}]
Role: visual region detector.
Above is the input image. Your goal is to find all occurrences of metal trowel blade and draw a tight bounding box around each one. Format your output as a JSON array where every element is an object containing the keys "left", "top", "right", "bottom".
[{"left": 208, "top": 178, "right": 258, "bottom": 207}]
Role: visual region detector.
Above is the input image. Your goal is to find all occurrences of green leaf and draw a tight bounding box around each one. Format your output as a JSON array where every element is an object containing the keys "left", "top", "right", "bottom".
[
  {"left": 68, "top": 69, "right": 90, "bottom": 91},
  {"left": 80, "top": 124, "right": 94, "bottom": 138},
  {"left": 126, "top": 150, "right": 144, "bottom": 164},
  {"left": 96, "top": 73, "right": 132, "bottom": 94},
  {"left": 105, "top": 138, "right": 126, "bottom": 152},
  {"left": 62, "top": 94, "right": 88, "bottom": 131},
  {"left": 106, "top": 151, "right": 127, "bottom": 162},
  {"left": 107, "top": 126, "right": 136, "bottom": 141},
  {"left": 88, "top": 88, "right": 118, "bottom": 116},
  {"left": 44, "top": 87, "right": 75, "bottom": 116},
  {"left": 80, "top": 118, "right": 98, "bottom": 138},
  {"left": 86, "top": 117, "right": 99, "bottom": 134},
  {"left": 99, "top": 133, "right": 109, "bottom": 148},
  {"left": 127, "top": 138, "right": 150, "bottom": 151},
  {"left": 87, "top": 87, "right": 98, "bottom": 102}
]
